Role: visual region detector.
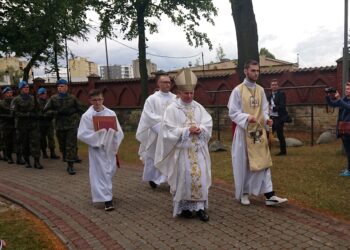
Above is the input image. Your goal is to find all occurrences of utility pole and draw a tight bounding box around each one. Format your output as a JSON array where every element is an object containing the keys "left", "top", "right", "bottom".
[
  {"left": 65, "top": 37, "right": 70, "bottom": 83},
  {"left": 105, "top": 37, "right": 110, "bottom": 80},
  {"left": 343, "top": 0, "right": 349, "bottom": 96}
]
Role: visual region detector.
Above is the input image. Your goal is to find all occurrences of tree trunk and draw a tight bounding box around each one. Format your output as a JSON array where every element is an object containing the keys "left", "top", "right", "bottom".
[
  {"left": 136, "top": 3, "right": 149, "bottom": 107},
  {"left": 230, "top": 0, "right": 259, "bottom": 82},
  {"left": 23, "top": 51, "right": 42, "bottom": 82},
  {"left": 53, "top": 34, "right": 60, "bottom": 80}
]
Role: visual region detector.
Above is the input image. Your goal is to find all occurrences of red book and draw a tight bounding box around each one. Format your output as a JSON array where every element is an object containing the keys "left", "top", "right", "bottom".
[
  {"left": 92, "top": 116, "right": 117, "bottom": 131},
  {"left": 92, "top": 116, "right": 120, "bottom": 168}
]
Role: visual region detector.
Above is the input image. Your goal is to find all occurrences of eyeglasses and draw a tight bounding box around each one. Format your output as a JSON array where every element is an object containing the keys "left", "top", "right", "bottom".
[{"left": 90, "top": 98, "right": 104, "bottom": 102}]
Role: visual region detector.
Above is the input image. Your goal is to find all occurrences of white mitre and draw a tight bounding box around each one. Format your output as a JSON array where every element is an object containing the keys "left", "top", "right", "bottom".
[{"left": 175, "top": 68, "right": 197, "bottom": 91}]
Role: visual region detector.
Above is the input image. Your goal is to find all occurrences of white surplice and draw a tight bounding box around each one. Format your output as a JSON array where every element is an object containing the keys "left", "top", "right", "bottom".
[
  {"left": 136, "top": 91, "right": 176, "bottom": 184},
  {"left": 77, "top": 106, "right": 124, "bottom": 203},
  {"left": 227, "top": 79, "right": 273, "bottom": 200},
  {"left": 155, "top": 99, "right": 212, "bottom": 217}
]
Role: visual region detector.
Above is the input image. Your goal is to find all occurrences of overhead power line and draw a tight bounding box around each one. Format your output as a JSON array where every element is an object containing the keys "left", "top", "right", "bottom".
[{"left": 88, "top": 25, "right": 202, "bottom": 59}]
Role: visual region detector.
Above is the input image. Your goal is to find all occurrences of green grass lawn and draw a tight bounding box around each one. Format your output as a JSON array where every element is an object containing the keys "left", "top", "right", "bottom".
[
  {"left": 0, "top": 205, "right": 66, "bottom": 249},
  {"left": 117, "top": 129, "right": 350, "bottom": 221}
]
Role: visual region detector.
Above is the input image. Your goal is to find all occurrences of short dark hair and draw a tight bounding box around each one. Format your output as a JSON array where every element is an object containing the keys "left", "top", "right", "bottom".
[
  {"left": 244, "top": 60, "right": 259, "bottom": 69},
  {"left": 155, "top": 70, "right": 169, "bottom": 83},
  {"left": 271, "top": 78, "right": 278, "bottom": 83},
  {"left": 89, "top": 89, "right": 103, "bottom": 98}
]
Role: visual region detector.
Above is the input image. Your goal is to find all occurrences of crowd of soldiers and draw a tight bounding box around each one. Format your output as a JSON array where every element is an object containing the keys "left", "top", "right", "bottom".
[{"left": 0, "top": 79, "right": 85, "bottom": 175}]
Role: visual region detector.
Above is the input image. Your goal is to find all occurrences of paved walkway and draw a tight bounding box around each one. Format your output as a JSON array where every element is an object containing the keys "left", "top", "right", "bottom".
[{"left": 0, "top": 158, "right": 350, "bottom": 250}]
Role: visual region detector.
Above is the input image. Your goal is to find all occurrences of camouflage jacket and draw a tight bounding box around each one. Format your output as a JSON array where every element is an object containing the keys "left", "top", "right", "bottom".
[
  {"left": 37, "top": 98, "right": 54, "bottom": 126},
  {"left": 44, "top": 93, "right": 85, "bottom": 130},
  {"left": 10, "top": 94, "right": 38, "bottom": 129},
  {"left": 0, "top": 98, "right": 14, "bottom": 129}
]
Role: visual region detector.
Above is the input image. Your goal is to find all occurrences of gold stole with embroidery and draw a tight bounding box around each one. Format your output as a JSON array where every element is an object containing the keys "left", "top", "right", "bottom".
[
  {"left": 183, "top": 105, "right": 203, "bottom": 200},
  {"left": 239, "top": 83, "right": 272, "bottom": 171}
]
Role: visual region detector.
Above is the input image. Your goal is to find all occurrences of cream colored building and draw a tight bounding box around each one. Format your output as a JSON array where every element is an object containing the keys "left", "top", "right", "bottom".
[
  {"left": 0, "top": 57, "right": 31, "bottom": 85},
  {"left": 132, "top": 59, "right": 157, "bottom": 78},
  {"left": 69, "top": 57, "right": 99, "bottom": 82},
  {"left": 168, "top": 55, "right": 299, "bottom": 77}
]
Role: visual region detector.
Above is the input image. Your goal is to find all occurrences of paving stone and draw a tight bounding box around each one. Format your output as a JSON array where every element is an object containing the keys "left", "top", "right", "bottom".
[{"left": 0, "top": 159, "right": 350, "bottom": 249}]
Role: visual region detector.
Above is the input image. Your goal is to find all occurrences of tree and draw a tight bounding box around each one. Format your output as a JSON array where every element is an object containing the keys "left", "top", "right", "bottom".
[
  {"left": 216, "top": 44, "right": 226, "bottom": 62},
  {"left": 91, "top": 0, "right": 218, "bottom": 106},
  {"left": 259, "top": 47, "right": 276, "bottom": 59},
  {"left": 0, "top": 0, "right": 90, "bottom": 82},
  {"left": 229, "top": 0, "right": 259, "bottom": 81}
]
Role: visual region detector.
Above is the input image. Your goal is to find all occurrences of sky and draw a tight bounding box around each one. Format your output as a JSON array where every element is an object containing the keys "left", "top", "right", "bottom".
[{"left": 36, "top": 0, "right": 345, "bottom": 75}]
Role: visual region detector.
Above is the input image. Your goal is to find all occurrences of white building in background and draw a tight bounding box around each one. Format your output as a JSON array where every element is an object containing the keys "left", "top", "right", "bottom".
[
  {"left": 69, "top": 57, "right": 99, "bottom": 82},
  {"left": 100, "top": 64, "right": 134, "bottom": 79},
  {"left": 121, "top": 65, "right": 133, "bottom": 78},
  {"left": 132, "top": 59, "right": 157, "bottom": 78}
]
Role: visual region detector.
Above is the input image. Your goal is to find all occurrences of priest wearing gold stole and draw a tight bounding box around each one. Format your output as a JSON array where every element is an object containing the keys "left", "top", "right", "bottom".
[
  {"left": 155, "top": 68, "right": 212, "bottom": 222},
  {"left": 227, "top": 60, "right": 288, "bottom": 206}
]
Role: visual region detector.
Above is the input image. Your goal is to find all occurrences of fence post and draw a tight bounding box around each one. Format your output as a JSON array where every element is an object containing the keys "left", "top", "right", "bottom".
[{"left": 311, "top": 104, "right": 314, "bottom": 146}]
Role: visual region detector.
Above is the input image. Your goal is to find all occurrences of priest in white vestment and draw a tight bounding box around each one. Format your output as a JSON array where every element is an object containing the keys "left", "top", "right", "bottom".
[
  {"left": 136, "top": 72, "right": 176, "bottom": 188},
  {"left": 77, "top": 89, "right": 124, "bottom": 211},
  {"left": 227, "top": 60, "right": 287, "bottom": 206},
  {"left": 155, "top": 68, "right": 212, "bottom": 222}
]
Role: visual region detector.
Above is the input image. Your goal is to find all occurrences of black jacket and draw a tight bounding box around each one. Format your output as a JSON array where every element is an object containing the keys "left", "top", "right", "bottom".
[{"left": 268, "top": 91, "right": 288, "bottom": 119}]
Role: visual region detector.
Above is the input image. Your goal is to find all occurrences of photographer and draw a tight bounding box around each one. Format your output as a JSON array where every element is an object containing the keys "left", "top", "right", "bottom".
[{"left": 326, "top": 83, "right": 350, "bottom": 177}]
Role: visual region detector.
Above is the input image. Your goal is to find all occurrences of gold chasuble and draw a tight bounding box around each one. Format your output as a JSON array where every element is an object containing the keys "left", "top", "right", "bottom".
[{"left": 239, "top": 83, "right": 272, "bottom": 171}]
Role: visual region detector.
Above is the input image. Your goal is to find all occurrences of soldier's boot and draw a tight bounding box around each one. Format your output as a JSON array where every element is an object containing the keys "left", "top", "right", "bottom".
[
  {"left": 50, "top": 149, "right": 60, "bottom": 159},
  {"left": 66, "top": 162, "right": 76, "bottom": 175},
  {"left": 34, "top": 157, "right": 43, "bottom": 169},
  {"left": 7, "top": 154, "right": 14, "bottom": 164},
  {"left": 42, "top": 149, "right": 49, "bottom": 159},
  {"left": 24, "top": 157, "right": 32, "bottom": 168},
  {"left": 16, "top": 154, "right": 25, "bottom": 165}
]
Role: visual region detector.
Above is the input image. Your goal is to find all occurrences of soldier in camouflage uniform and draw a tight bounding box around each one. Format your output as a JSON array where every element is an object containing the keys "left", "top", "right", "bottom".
[
  {"left": 44, "top": 79, "right": 85, "bottom": 175},
  {"left": 11, "top": 81, "right": 43, "bottom": 169},
  {"left": 37, "top": 87, "right": 60, "bottom": 159},
  {"left": 0, "top": 87, "right": 16, "bottom": 164}
]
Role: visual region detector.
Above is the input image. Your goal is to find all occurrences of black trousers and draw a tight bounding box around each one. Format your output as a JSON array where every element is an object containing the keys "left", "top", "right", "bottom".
[
  {"left": 341, "top": 135, "right": 350, "bottom": 171},
  {"left": 272, "top": 117, "right": 286, "bottom": 153}
]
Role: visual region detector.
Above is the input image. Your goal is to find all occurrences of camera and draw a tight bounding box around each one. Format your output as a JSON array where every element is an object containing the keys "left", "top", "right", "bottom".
[{"left": 325, "top": 87, "right": 337, "bottom": 94}]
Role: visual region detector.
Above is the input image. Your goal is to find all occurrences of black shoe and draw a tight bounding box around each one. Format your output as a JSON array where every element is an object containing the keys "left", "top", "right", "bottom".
[
  {"left": 34, "top": 158, "right": 43, "bottom": 169},
  {"left": 196, "top": 209, "right": 209, "bottom": 222},
  {"left": 104, "top": 200, "right": 114, "bottom": 211},
  {"left": 275, "top": 152, "right": 286, "bottom": 156},
  {"left": 180, "top": 210, "right": 194, "bottom": 218},
  {"left": 66, "top": 166, "right": 76, "bottom": 175},
  {"left": 149, "top": 181, "right": 158, "bottom": 189}
]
